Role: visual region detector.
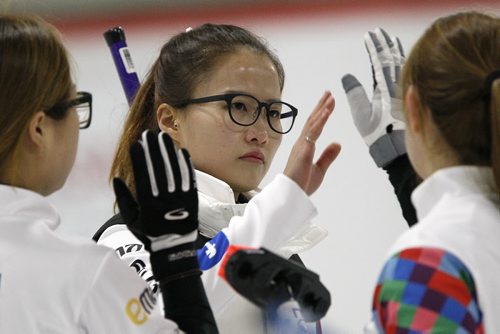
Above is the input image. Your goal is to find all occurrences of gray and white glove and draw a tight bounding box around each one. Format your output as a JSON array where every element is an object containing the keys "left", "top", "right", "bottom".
[{"left": 342, "top": 27, "right": 406, "bottom": 167}]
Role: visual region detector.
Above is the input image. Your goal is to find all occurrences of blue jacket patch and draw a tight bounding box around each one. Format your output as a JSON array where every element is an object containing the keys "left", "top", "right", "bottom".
[{"left": 197, "top": 232, "right": 230, "bottom": 271}]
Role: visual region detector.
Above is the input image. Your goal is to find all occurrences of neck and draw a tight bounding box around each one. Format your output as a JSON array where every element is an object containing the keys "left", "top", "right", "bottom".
[
  {"left": 418, "top": 139, "right": 461, "bottom": 179},
  {"left": 1, "top": 154, "right": 52, "bottom": 196},
  {"left": 409, "top": 111, "right": 461, "bottom": 180},
  {"left": 422, "top": 157, "right": 461, "bottom": 179}
]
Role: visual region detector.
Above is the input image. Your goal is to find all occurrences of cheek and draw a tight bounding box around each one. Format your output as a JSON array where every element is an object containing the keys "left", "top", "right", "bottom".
[
  {"left": 267, "top": 136, "right": 282, "bottom": 161},
  {"left": 179, "top": 125, "right": 233, "bottom": 168},
  {"left": 64, "top": 113, "right": 80, "bottom": 165},
  {"left": 179, "top": 111, "right": 240, "bottom": 154}
]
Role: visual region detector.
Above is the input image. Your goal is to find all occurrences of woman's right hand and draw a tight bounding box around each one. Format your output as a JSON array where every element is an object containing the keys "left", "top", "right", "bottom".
[{"left": 284, "top": 91, "right": 341, "bottom": 195}]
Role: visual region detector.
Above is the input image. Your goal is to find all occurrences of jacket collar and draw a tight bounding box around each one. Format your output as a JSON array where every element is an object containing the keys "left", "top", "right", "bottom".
[
  {"left": 195, "top": 169, "right": 238, "bottom": 204},
  {"left": 195, "top": 170, "right": 248, "bottom": 237},
  {"left": 0, "top": 184, "right": 60, "bottom": 230},
  {"left": 194, "top": 171, "right": 328, "bottom": 255},
  {"left": 411, "top": 166, "right": 498, "bottom": 221}
]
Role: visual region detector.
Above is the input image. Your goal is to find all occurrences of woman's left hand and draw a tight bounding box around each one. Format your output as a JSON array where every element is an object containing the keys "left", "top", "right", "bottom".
[{"left": 284, "top": 90, "right": 341, "bottom": 195}]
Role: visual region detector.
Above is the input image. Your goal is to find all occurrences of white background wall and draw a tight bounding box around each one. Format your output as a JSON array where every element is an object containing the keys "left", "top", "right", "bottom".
[{"left": 47, "top": 2, "right": 500, "bottom": 333}]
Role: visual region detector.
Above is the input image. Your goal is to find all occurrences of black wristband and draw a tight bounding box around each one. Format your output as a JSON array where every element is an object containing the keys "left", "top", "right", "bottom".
[
  {"left": 383, "top": 154, "right": 419, "bottom": 227},
  {"left": 161, "top": 275, "right": 218, "bottom": 333},
  {"left": 149, "top": 242, "right": 199, "bottom": 281}
]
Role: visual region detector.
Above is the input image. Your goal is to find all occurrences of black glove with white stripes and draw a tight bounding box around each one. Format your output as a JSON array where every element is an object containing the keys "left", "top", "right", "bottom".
[{"left": 113, "top": 130, "right": 199, "bottom": 282}]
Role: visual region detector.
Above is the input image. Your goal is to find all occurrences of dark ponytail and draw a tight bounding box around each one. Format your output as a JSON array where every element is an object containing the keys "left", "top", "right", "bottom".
[{"left": 109, "top": 66, "right": 158, "bottom": 195}]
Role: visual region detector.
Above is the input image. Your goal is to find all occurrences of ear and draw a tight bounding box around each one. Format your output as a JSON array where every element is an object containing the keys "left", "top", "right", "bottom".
[
  {"left": 404, "top": 85, "right": 424, "bottom": 134},
  {"left": 157, "top": 103, "right": 181, "bottom": 141},
  {"left": 26, "top": 111, "right": 48, "bottom": 149}
]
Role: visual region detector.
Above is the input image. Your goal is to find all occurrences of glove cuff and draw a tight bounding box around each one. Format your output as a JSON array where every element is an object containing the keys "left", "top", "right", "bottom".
[
  {"left": 150, "top": 230, "right": 198, "bottom": 252},
  {"left": 150, "top": 242, "right": 200, "bottom": 282},
  {"left": 369, "top": 130, "right": 406, "bottom": 168}
]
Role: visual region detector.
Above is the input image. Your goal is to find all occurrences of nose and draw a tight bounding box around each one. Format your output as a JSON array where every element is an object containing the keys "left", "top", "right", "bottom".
[{"left": 245, "top": 107, "right": 269, "bottom": 144}]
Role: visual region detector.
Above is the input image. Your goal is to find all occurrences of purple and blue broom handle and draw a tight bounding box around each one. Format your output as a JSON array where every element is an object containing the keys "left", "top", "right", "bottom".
[{"left": 104, "top": 26, "right": 141, "bottom": 106}]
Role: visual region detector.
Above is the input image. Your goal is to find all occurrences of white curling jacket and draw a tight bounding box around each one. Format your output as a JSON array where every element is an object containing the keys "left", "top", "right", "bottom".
[
  {"left": 0, "top": 185, "right": 179, "bottom": 334},
  {"left": 364, "top": 166, "right": 500, "bottom": 333},
  {"left": 97, "top": 170, "right": 328, "bottom": 333}
]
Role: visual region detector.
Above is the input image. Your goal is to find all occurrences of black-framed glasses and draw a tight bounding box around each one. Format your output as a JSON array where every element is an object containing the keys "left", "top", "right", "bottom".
[
  {"left": 46, "top": 91, "right": 93, "bottom": 129},
  {"left": 176, "top": 93, "right": 298, "bottom": 134}
]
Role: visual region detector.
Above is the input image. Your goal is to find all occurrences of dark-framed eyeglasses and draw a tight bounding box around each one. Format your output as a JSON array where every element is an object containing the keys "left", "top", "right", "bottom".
[
  {"left": 176, "top": 93, "right": 298, "bottom": 134},
  {"left": 46, "top": 91, "right": 93, "bottom": 129}
]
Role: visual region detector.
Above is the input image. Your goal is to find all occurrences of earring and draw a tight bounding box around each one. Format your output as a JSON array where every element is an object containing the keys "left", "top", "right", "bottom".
[{"left": 173, "top": 122, "right": 178, "bottom": 129}]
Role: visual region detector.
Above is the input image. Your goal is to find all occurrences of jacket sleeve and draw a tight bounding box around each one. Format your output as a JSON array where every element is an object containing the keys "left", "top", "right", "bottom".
[
  {"left": 97, "top": 174, "right": 318, "bottom": 318},
  {"left": 197, "top": 174, "right": 318, "bottom": 314},
  {"left": 96, "top": 223, "right": 158, "bottom": 291},
  {"left": 78, "top": 249, "right": 181, "bottom": 334},
  {"left": 369, "top": 247, "right": 484, "bottom": 333}
]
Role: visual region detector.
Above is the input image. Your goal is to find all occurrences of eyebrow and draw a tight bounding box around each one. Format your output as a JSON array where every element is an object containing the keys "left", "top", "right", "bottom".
[{"left": 221, "top": 90, "right": 282, "bottom": 103}]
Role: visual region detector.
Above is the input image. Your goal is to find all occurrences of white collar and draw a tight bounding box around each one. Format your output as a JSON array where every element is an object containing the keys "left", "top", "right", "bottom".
[
  {"left": 0, "top": 184, "right": 60, "bottom": 230},
  {"left": 411, "top": 166, "right": 498, "bottom": 221},
  {"left": 193, "top": 171, "right": 328, "bottom": 254},
  {"left": 195, "top": 169, "right": 238, "bottom": 204},
  {"left": 194, "top": 170, "right": 249, "bottom": 237}
]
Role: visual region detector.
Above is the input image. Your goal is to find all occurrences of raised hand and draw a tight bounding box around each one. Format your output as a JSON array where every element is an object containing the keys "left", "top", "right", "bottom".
[
  {"left": 342, "top": 27, "right": 406, "bottom": 167},
  {"left": 113, "top": 129, "right": 199, "bottom": 280},
  {"left": 284, "top": 91, "right": 341, "bottom": 195}
]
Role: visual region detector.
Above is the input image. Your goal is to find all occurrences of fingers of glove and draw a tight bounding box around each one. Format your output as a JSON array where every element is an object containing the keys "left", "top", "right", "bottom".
[
  {"left": 393, "top": 36, "right": 405, "bottom": 58},
  {"left": 342, "top": 75, "right": 378, "bottom": 137},
  {"left": 386, "top": 34, "right": 404, "bottom": 67},
  {"left": 392, "top": 36, "right": 405, "bottom": 84},
  {"left": 341, "top": 73, "right": 362, "bottom": 94},
  {"left": 113, "top": 177, "right": 141, "bottom": 231},
  {"left": 130, "top": 140, "right": 154, "bottom": 200},
  {"left": 144, "top": 130, "right": 174, "bottom": 196},
  {"left": 158, "top": 132, "right": 182, "bottom": 193},
  {"left": 179, "top": 148, "right": 196, "bottom": 193},
  {"left": 364, "top": 30, "right": 389, "bottom": 76},
  {"left": 378, "top": 28, "right": 398, "bottom": 78},
  {"left": 365, "top": 29, "right": 395, "bottom": 98},
  {"left": 134, "top": 130, "right": 163, "bottom": 197},
  {"left": 376, "top": 28, "right": 399, "bottom": 91}
]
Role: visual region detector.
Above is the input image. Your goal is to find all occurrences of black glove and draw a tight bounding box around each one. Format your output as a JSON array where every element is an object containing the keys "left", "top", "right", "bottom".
[
  {"left": 224, "top": 248, "right": 331, "bottom": 323},
  {"left": 113, "top": 130, "right": 199, "bottom": 282}
]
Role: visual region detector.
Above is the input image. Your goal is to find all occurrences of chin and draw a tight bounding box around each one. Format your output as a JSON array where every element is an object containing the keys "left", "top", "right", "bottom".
[
  {"left": 233, "top": 183, "right": 258, "bottom": 194},
  {"left": 221, "top": 165, "right": 266, "bottom": 193},
  {"left": 231, "top": 176, "right": 262, "bottom": 193}
]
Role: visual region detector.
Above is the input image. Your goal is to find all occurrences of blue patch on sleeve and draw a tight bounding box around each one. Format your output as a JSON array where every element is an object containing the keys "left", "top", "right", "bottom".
[{"left": 197, "top": 232, "right": 230, "bottom": 271}]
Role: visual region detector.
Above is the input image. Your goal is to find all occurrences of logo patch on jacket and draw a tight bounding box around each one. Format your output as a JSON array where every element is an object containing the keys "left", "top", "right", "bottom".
[{"left": 197, "top": 232, "right": 230, "bottom": 270}]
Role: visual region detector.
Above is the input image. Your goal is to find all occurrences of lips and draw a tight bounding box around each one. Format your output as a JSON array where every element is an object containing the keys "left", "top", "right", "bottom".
[{"left": 239, "top": 151, "right": 265, "bottom": 164}]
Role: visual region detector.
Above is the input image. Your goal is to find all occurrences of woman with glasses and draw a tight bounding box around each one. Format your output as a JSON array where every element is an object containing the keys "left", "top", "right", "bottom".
[
  {"left": 94, "top": 23, "right": 341, "bottom": 333},
  {"left": 0, "top": 14, "right": 218, "bottom": 333}
]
